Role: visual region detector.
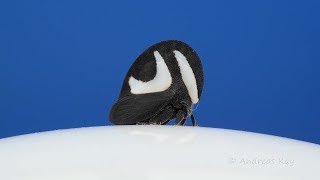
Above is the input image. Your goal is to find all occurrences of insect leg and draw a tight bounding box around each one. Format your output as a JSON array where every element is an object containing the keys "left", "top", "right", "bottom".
[
  {"left": 148, "top": 106, "right": 176, "bottom": 125},
  {"left": 175, "top": 110, "right": 187, "bottom": 126},
  {"left": 179, "top": 118, "right": 187, "bottom": 126},
  {"left": 161, "top": 119, "right": 171, "bottom": 125},
  {"left": 191, "top": 114, "right": 197, "bottom": 126}
]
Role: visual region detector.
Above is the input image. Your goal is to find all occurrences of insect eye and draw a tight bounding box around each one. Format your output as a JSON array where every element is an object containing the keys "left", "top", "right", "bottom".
[{"left": 180, "top": 101, "right": 188, "bottom": 107}]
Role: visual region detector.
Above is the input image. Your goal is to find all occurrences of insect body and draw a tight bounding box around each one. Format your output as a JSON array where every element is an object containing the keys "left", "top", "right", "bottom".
[{"left": 109, "top": 40, "right": 204, "bottom": 126}]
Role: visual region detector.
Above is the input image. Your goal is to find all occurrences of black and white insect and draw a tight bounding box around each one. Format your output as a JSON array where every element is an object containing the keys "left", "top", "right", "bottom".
[{"left": 109, "top": 40, "right": 204, "bottom": 126}]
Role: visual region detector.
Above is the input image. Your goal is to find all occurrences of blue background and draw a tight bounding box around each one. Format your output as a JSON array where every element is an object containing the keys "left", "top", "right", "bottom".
[{"left": 0, "top": 1, "right": 319, "bottom": 144}]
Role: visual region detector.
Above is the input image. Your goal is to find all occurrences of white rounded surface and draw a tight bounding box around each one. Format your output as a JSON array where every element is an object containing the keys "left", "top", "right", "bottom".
[{"left": 0, "top": 126, "right": 319, "bottom": 180}]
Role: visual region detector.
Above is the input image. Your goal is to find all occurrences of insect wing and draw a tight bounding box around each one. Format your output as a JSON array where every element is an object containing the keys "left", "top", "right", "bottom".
[{"left": 109, "top": 92, "right": 173, "bottom": 125}]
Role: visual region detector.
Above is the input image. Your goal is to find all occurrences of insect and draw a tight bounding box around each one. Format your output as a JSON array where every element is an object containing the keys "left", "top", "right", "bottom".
[{"left": 109, "top": 40, "right": 204, "bottom": 126}]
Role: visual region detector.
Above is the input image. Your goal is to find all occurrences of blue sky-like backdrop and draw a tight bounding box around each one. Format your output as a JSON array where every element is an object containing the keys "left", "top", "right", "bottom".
[{"left": 0, "top": 1, "right": 319, "bottom": 144}]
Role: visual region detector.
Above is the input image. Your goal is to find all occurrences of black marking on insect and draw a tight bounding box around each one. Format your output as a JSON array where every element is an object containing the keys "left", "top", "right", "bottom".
[{"left": 109, "top": 40, "right": 204, "bottom": 126}]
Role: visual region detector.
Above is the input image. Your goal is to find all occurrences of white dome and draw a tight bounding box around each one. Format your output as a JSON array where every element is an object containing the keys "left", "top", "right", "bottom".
[{"left": 0, "top": 126, "right": 319, "bottom": 179}]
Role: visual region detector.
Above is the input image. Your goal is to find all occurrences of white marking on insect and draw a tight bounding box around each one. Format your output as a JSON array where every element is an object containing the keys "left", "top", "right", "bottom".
[
  {"left": 173, "top": 50, "right": 199, "bottom": 104},
  {"left": 129, "top": 51, "right": 172, "bottom": 94}
]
